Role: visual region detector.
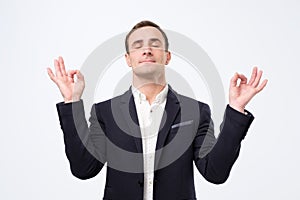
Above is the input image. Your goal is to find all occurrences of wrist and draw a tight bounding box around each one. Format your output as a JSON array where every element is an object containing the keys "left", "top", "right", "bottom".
[
  {"left": 64, "top": 98, "right": 73, "bottom": 103},
  {"left": 64, "top": 97, "right": 80, "bottom": 103},
  {"left": 229, "top": 104, "right": 245, "bottom": 114}
]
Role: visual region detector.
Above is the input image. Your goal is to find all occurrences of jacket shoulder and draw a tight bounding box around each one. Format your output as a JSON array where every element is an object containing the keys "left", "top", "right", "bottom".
[{"left": 175, "top": 91, "right": 210, "bottom": 110}]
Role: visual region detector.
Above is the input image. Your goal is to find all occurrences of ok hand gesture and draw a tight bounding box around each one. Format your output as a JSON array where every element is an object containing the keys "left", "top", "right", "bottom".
[
  {"left": 229, "top": 67, "right": 268, "bottom": 113},
  {"left": 47, "top": 56, "right": 85, "bottom": 103}
]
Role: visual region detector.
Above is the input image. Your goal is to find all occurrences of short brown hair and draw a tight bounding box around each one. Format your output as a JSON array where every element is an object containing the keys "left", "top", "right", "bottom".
[{"left": 125, "top": 20, "right": 169, "bottom": 53}]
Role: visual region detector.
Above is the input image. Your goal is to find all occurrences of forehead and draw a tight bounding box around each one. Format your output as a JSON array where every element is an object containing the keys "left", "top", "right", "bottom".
[{"left": 128, "top": 26, "right": 164, "bottom": 43}]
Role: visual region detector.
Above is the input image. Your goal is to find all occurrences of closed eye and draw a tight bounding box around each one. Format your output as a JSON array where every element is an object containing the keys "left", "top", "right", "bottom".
[
  {"left": 151, "top": 43, "right": 161, "bottom": 48},
  {"left": 149, "top": 38, "right": 162, "bottom": 48},
  {"left": 131, "top": 40, "right": 143, "bottom": 49}
]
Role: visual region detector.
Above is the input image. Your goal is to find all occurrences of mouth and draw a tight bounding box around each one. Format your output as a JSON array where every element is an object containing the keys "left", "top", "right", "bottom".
[{"left": 139, "top": 60, "right": 156, "bottom": 64}]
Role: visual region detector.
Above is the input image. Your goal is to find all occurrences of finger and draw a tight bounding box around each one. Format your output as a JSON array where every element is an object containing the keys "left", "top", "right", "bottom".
[
  {"left": 54, "top": 59, "right": 63, "bottom": 77},
  {"left": 238, "top": 74, "right": 247, "bottom": 84},
  {"left": 248, "top": 67, "right": 258, "bottom": 85},
  {"left": 47, "top": 67, "right": 57, "bottom": 83},
  {"left": 230, "top": 72, "right": 239, "bottom": 88},
  {"left": 75, "top": 70, "right": 84, "bottom": 81},
  {"left": 252, "top": 70, "right": 263, "bottom": 88},
  {"left": 67, "top": 70, "right": 78, "bottom": 82},
  {"left": 59, "top": 56, "right": 67, "bottom": 76},
  {"left": 67, "top": 70, "right": 77, "bottom": 77},
  {"left": 256, "top": 79, "right": 268, "bottom": 93}
]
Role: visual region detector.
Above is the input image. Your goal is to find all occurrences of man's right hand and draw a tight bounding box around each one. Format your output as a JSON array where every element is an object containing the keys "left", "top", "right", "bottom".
[{"left": 47, "top": 56, "right": 85, "bottom": 103}]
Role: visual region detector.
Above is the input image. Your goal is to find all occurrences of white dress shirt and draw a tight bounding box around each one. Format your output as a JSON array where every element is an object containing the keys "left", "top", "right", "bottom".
[{"left": 132, "top": 85, "right": 168, "bottom": 200}]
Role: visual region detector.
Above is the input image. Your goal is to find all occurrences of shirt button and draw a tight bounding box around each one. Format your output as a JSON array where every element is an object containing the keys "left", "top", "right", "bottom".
[{"left": 138, "top": 180, "right": 144, "bottom": 187}]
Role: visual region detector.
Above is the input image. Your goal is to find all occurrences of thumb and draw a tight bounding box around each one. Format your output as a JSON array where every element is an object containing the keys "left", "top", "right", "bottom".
[{"left": 75, "top": 70, "right": 84, "bottom": 81}]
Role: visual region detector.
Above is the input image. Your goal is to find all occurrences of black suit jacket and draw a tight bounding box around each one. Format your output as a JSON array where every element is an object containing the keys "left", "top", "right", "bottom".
[{"left": 56, "top": 86, "right": 254, "bottom": 200}]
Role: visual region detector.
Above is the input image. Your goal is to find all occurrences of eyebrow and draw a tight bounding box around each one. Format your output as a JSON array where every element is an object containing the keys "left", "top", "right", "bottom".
[{"left": 149, "top": 38, "right": 162, "bottom": 44}]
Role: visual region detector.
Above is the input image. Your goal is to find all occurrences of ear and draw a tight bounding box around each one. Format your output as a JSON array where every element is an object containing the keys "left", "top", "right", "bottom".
[
  {"left": 125, "top": 53, "right": 132, "bottom": 67},
  {"left": 165, "top": 51, "right": 171, "bottom": 65}
]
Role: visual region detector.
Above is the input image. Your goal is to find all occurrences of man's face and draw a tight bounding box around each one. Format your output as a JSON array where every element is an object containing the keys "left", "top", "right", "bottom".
[{"left": 125, "top": 26, "right": 171, "bottom": 69}]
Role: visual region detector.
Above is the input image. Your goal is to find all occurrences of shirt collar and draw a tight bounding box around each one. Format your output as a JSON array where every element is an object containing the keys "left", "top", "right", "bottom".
[{"left": 132, "top": 84, "right": 168, "bottom": 104}]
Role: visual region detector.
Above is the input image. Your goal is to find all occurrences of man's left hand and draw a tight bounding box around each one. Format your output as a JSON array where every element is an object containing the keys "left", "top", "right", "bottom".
[{"left": 229, "top": 67, "right": 268, "bottom": 113}]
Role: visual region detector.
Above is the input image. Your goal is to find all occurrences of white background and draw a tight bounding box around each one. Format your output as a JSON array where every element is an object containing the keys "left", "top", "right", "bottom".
[{"left": 1, "top": 0, "right": 299, "bottom": 199}]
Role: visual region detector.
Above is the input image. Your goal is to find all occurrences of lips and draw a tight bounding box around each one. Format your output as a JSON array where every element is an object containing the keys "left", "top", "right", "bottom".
[{"left": 139, "top": 60, "right": 155, "bottom": 63}]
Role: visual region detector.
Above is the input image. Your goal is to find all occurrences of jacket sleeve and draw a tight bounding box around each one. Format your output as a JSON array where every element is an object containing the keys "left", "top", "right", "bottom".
[
  {"left": 56, "top": 100, "right": 106, "bottom": 180},
  {"left": 193, "top": 103, "right": 254, "bottom": 184}
]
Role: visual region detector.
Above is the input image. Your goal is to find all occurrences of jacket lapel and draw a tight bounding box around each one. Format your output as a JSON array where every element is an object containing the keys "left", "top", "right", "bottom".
[
  {"left": 155, "top": 88, "right": 181, "bottom": 150},
  {"left": 154, "top": 87, "right": 181, "bottom": 169},
  {"left": 118, "top": 86, "right": 181, "bottom": 158},
  {"left": 119, "top": 88, "right": 143, "bottom": 153}
]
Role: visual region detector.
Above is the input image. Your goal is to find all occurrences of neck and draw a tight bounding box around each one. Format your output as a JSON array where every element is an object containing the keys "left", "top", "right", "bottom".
[
  {"left": 132, "top": 63, "right": 167, "bottom": 104},
  {"left": 133, "top": 76, "right": 166, "bottom": 105}
]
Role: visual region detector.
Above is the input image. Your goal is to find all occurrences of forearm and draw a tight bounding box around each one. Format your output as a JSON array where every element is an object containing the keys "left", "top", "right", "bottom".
[
  {"left": 56, "top": 100, "right": 105, "bottom": 179},
  {"left": 194, "top": 104, "right": 254, "bottom": 183}
]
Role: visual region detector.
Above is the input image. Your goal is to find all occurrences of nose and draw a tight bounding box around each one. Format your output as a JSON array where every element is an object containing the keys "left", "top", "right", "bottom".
[{"left": 142, "top": 47, "right": 152, "bottom": 56}]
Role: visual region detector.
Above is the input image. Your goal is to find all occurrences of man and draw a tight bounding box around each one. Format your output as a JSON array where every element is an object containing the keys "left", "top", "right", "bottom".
[{"left": 47, "top": 20, "right": 267, "bottom": 200}]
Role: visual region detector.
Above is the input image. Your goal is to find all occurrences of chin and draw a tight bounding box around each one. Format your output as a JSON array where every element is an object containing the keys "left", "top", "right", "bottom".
[{"left": 133, "top": 63, "right": 165, "bottom": 79}]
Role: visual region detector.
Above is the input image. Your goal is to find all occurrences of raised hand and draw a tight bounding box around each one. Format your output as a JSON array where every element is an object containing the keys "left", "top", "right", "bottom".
[
  {"left": 229, "top": 67, "right": 268, "bottom": 113},
  {"left": 47, "top": 56, "right": 85, "bottom": 103}
]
